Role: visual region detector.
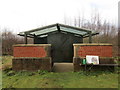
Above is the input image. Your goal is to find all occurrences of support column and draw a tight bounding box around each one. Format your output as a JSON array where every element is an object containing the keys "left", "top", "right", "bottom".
[
  {"left": 34, "top": 34, "right": 37, "bottom": 44},
  {"left": 24, "top": 33, "right": 28, "bottom": 44},
  {"left": 89, "top": 32, "right": 92, "bottom": 43}
]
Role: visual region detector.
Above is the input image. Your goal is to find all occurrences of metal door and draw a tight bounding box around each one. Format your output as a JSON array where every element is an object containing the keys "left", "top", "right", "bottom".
[{"left": 47, "top": 32, "right": 82, "bottom": 62}]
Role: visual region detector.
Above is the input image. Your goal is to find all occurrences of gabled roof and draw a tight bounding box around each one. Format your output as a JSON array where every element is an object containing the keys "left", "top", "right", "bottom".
[{"left": 18, "top": 23, "right": 99, "bottom": 38}]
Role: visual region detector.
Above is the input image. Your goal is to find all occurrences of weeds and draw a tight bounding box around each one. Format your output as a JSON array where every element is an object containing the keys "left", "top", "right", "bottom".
[
  {"left": 7, "top": 71, "right": 15, "bottom": 76},
  {"left": 37, "top": 70, "right": 48, "bottom": 75},
  {"left": 15, "top": 70, "right": 35, "bottom": 76}
]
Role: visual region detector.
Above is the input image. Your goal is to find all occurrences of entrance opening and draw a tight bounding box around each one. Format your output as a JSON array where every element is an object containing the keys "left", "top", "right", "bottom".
[{"left": 52, "top": 63, "right": 73, "bottom": 72}]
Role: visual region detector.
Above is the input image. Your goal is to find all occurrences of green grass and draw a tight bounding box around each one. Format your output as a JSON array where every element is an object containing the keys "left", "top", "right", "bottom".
[
  {"left": 2, "top": 56, "right": 12, "bottom": 70},
  {"left": 2, "top": 70, "right": 119, "bottom": 88},
  {"left": 2, "top": 56, "right": 120, "bottom": 88}
]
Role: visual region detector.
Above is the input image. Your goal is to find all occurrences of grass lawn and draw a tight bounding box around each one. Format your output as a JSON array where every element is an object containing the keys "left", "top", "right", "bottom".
[
  {"left": 2, "top": 56, "right": 12, "bottom": 70},
  {"left": 1, "top": 56, "right": 120, "bottom": 88}
]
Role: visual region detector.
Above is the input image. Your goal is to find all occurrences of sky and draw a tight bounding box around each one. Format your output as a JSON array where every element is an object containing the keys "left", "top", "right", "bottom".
[{"left": 0, "top": 0, "right": 119, "bottom": 33}]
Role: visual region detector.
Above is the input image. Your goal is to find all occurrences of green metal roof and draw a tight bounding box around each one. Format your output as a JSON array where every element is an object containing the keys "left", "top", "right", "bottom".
[{"left": 18, "top": 23, "right": 99, "bottom": 38}]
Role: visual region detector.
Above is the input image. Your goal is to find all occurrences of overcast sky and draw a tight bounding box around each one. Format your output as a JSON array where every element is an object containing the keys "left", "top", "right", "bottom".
[{"left": 0, "top": 0, "right": 119, "bottom": 33}]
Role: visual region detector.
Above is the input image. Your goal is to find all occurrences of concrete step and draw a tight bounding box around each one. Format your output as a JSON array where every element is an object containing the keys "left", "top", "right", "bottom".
[{"left": 52, "top": 63, "right": 73, "bottom": 72}]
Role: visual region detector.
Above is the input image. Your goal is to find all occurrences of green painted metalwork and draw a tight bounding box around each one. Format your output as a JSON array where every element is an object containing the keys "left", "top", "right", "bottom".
[
  {"left": 60, "top": 26, "right": 87, "bottom": 35},
  {"left": 18, "top": 23, "right": 99, "bottom": 38},
  {"left": 88, "top": 31, "right": 92, "bottom": 43},
  {"left": 31, "top": 26, "right": 57, "bottom": 35},
  {"left": 24, "top": 33, "right": 28, "bottom": 44}
]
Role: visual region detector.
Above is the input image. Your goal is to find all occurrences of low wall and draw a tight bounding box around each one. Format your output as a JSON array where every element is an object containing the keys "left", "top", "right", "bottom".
[
  {"left": 13, "top": 44, "right": 51, "bottom": 58},
  {"left": 12, "top": 57, "right": 52, "bottom": 71},
  {"left": 73, "top": 43, "right": 114, "bottom": 71},
  {"left": 73, "top": 43, "right": 112, "bottom": 58},
  {"left": 73, "top": 57, "right": 115, "bottom": 72},
  {"left": 12, "top": 44, "right": 52, "bottom": 71}
]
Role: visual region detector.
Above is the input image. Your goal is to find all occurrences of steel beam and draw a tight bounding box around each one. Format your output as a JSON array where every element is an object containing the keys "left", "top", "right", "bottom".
[
  {"left": 89, "top": 32, "right": 92, "bottom": 43},
  {"left": 24, "top": 33, "right": 28, "bottom": 44}
]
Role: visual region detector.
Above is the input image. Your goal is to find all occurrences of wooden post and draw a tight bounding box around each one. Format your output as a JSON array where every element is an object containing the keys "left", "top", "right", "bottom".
[
  {"left": 24, "top": 33, "right": 27, "bottom": 44},
  {"left": 89, "top": 32, "right": 92, "bottom": 43}
]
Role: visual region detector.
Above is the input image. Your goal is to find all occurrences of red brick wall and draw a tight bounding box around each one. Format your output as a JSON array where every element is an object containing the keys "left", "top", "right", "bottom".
[
  {"left": 74, "top": 44, "right": 112, "bottom": 58},
  {"left": 13, "top": 44, "right": 51, "bottom": 58}
]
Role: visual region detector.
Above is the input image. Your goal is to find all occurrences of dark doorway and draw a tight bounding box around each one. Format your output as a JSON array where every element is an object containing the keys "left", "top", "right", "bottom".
[{"left": 47, "top": 32, "right": 83, "bottom": 62}]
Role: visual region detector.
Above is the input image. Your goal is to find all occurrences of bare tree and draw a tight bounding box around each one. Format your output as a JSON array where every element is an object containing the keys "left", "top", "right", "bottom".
[
  {"left": 63, "top": 11, "right": 118, "bottom": 56},
  {"left": 2, "top": 29, "right": 24, "bottom": 55}
]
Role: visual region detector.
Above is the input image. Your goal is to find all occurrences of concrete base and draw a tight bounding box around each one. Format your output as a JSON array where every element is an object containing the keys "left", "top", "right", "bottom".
[
  {"left": 73, "top": 57, "right": 83, "bottom": 72},
  {"left": 12, "top": 57, "right": 53, "bottom": 71},
  {"left": 52, "top": 63, "right": 73, "bottom": 72},
  {"left": 73, "top": 57, "right": 115, "bottom": 72}
]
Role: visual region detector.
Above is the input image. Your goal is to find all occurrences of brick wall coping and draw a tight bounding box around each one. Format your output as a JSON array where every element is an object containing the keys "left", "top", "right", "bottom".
[
  {"left": 13, "top": 44, "right": 51, "bottom": 47},
  {"left": 73, "top": 57, "right": 114, "bottom": 59},
  {"left": 73, "top": 43, "right": 112, "bottom": 46},
  {"left": 13, "top": 57, "right": 51, "bottom": 59}
]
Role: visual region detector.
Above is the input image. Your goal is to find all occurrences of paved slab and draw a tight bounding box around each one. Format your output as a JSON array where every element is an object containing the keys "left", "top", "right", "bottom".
[{"left": 52, "top": 63, "right": 73, "bottom": 72}]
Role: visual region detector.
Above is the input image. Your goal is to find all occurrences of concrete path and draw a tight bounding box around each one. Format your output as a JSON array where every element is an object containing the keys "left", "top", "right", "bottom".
[{"left": 52, "top": 63, "right": 73, "bottom": 72}]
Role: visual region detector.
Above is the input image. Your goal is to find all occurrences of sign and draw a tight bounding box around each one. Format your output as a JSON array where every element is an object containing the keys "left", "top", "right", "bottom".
[{"left": 86, "top": 55, "right": 99, "bottom": 64}]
